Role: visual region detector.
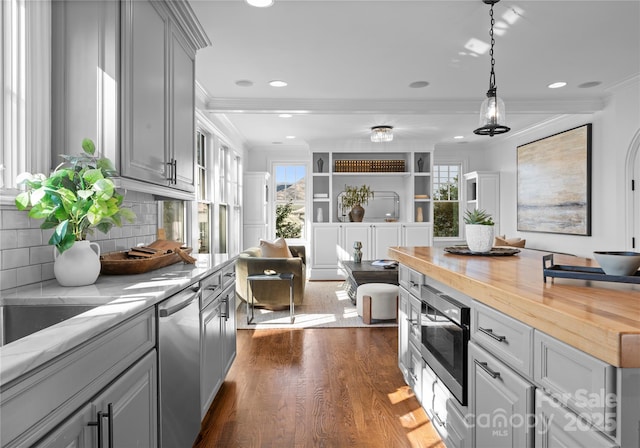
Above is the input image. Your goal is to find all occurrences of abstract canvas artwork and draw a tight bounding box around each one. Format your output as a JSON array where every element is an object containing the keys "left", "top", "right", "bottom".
[{"left": 517, "top": 124, "right": 592, "bottom": 235}]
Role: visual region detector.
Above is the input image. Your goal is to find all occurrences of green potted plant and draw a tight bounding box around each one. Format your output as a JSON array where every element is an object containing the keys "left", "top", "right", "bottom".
[
  {"left": 15, "top": 138, "right": 135, "bottom": 286},
  {"left": 464, "top": 208, "right": 495, "bottom": 253},
  {"left": 341, "top": 184, "right": 374, "bottom": 222}
]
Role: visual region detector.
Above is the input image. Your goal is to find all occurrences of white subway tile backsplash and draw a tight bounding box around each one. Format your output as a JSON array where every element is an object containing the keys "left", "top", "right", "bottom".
[
  {"left": 1, "top": 192, "right": 159, "bottom": 290},
  {"left": 2, "top": 210, "right": 30, "bottom": 229},
  {"left": 1, "top": 269, "right": 17, "bottom": 290},
  {"left": 18, "top": 229, "right": 43, "bottom": 247},
  {"left": 42, "top": 262, "right": 55, "bottom": 281},
  {"left": 30, "top": 245, "right": 55, "bottom": 264},
  {"left": 0, "top": 230, "right": 18, "bottom": 250},
  {"left": 2, "top": 248, "right": 30, "bottom": 269},
  {"left": 17, "top": 265, "right": 42, "bottom": 287}
]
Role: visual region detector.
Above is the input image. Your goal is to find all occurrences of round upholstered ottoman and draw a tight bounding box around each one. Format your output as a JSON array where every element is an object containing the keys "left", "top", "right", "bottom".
[{"left": 356, "top": 283, "right": 399, "bottom": 324}]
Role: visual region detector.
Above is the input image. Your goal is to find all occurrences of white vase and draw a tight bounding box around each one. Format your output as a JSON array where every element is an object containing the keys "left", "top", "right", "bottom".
[
  {"left": 54, "top": 240, "right": 101, "bottom": 286},
  {"left": 465, "top": 224, "right": 494, "bottom": 253}
]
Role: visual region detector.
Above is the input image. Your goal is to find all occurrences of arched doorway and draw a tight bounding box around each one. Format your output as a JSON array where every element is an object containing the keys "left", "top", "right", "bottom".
[{"left": 625, "top": 128, "right": 640, "bottom": 249}]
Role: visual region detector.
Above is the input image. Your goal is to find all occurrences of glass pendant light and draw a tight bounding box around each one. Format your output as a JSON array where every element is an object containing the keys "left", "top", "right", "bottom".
[{"left": 474, "top": 0, "right": 510, "bottom": 137}]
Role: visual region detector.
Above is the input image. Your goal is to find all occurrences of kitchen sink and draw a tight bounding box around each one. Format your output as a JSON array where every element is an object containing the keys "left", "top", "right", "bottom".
[{"left": 0, "top": 304, "right": 98, "bottom": 346}]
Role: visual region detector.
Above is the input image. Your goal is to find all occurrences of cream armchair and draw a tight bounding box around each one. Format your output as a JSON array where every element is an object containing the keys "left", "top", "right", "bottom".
[{"left": 235, "top": 245, "right": 306, "bottom": 309}]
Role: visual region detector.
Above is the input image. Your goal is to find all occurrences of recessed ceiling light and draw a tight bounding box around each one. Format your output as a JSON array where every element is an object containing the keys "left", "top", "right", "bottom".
[
  {"left": 278, "top": 114, "right": 292, "bottom": 118},
  {"left": 245, "top": 0, "right": 274, "bottom": 7},
  {"left": 548, "top": 81, "right": 567, "bottom": 89},
  {"left": 454, "top": 135, "right": 464, "bottom": 139},
  {"left": 235, "top": 79, "right": 254, "bottom": 87},
  {"left": 285, "top": 136, "right": 296, "bottom": 139},
  {"left": 409, "top": 81, "right": 430, "bottom": 89},
  {"left": 578, "top": 81, "right": 602, "bottom": 89},
  {"left": 269, "top": 80, "right": 288, "bottom": 87}
]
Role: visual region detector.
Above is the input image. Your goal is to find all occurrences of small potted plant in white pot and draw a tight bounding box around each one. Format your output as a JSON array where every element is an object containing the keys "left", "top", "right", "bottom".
[
  {"left": 15, "top": 138, "right": 135, "bottom": 286},
  {"left": 464, "top": 208, "right": 495, "bottom": 253},
  {"left": 341, "top": 184, "right": 374, "bottom": 222}
]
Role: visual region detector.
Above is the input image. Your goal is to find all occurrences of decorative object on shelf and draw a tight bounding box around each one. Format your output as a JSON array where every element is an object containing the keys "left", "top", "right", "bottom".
[
  {"left": 15, "top": 138, "right": 135, "bottom": 286},
  {"left": 593, "top": 251, "right": 640, "bottom": 276},
  {"left": 370, "top": 125, "right": 393, "bottom": 143},
  {"left": 353, "top": 241, "right": 363, "bottom": 263},
  {"left": 464, "top": 208, "right": 495, "bottom": 253},
  {"left": 445, "top": 246, "right": 519, "bottom": 256},
  {"left": 317, "top": 207, "right": 324, "bottom": 222},
  {"left": 341, "top": 184, "right": 374, "bottom": 222},
  {"left": 317, "top": 157, "right": 324, "bottom": 173},
  {"left": 473, "top": 0, "right": 510, "bottom": 137},
  {"left": 517, "top": 124, "right": 592, "bottom": 236},
  {"left": 334, "top": 159, "right": 405, "bottom": 173},
  {"left": 417, "top": 157, "right": 424, "bottom": 172},
  {"left": 543, "top": 253, "right": 640, "bottom": 284},
  {"left": 416, "top": 207, "right": 424, "bottom": 222}
]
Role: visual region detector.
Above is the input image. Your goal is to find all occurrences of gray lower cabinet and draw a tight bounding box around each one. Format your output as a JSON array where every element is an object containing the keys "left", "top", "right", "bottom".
[
  {"left": 200, "top": 264, "right": 237, "bottom": 418},
  {"left": 535, "top": 390, "right": 618, "bottom": 448},
  {"left": 398, "top": 287, "right": 410, "bottom": 377},
  {"left": 222, "top": 283, "right": 237, "bottom": 375},
  {"left": 469, "top": 341, "right": 535, "bottom": 448},
  {"left": 36, "top": 350, "right": 157, "bottom": 447}
]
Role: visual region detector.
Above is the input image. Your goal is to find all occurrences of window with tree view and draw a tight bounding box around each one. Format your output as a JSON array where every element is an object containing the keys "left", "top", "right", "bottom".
[
  {"left": 274, "top": 164, "right": 306, "bottom": 239},
  {"left": 433, "top": 164, "right": 461, "bottom": 238}
]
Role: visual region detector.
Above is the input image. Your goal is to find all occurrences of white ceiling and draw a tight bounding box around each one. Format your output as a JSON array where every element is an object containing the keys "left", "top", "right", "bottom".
[{"left": 191, "top": 0, "right": 640, "bottom": 150}]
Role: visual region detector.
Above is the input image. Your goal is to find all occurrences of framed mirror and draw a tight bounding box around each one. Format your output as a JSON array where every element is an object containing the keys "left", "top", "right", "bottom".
[{"left": 337, "top": 191, "right": 400, "bottom": 222}]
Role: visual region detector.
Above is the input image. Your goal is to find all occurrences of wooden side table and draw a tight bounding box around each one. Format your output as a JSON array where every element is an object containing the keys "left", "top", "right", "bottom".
[{"left": 246, "top": 272, "right": 295, "bottom": 324}]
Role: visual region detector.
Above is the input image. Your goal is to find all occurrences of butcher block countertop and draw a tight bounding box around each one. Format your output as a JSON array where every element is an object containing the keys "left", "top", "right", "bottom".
[{"left": 389, "top": 246, "right": 640, "bottom": 368}]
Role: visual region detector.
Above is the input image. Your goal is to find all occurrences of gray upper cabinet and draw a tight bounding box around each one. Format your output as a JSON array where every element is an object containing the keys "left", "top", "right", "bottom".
[
  {"left": 52, "top": 0, "right": 209, "bottom": 198},
  {"left": 121, "top": 0, "right": 168, "bottom": 187}
]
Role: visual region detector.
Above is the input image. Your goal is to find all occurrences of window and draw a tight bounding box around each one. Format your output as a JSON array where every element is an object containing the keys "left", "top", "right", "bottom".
[
  {"left": 274, "top": 164, "right": 306, "bottom": 239},
  {"left": 161, "top": 201, "right": 186, "bottom": 243},
  {"left": 433, "top": 164, "right": 462, "bottom": 238},
  {"left": 196, "top": 130, "right": 211, "bottom": 253},
  {"left": 1, "top": 0, "right": 50, "bottom": 191}
]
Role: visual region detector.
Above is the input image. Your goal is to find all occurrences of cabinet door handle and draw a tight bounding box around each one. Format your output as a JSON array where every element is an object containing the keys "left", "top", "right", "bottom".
[
  {"left": 474, "top": 360, "right": 501, "bottom": 379},
  {"left": 224, "top": 272, "right": 236, "bottom": 278},
  {"left": 432, "top": 411, "right": 445, "bottom": 427},
  {"left": 106, "top": 403, "right": 114, "bottom": 448},
  {"left": 88, "top": 404, "right": 113, "bottom": 448},
  {"left": 88, "top": 412, "right": 104, "bottom": 448},
  {"left": 206, "top": 284, "right": 220, "bottom": 290},
  {"left": 479, "top": 327, "right": 507, "bottom": 342},
  {"left": 221, "top": 295, "right": 229, "bottom": 320}
]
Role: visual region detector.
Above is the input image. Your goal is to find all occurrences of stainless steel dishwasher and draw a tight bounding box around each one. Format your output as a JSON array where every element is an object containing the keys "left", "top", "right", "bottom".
[{"left": 157, "top": 282, "right": 201, "bottom": 448}]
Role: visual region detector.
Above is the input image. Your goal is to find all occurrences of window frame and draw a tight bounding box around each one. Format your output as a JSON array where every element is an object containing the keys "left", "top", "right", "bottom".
[
  {"left": 270, "top": 161, "right": 307, "bottom": 243},
  {"left": 1, "top": 0, "right": 51, "bottom": 198},
  {"left": 433, "top": 158, "right": 467, "bottom": 243}
]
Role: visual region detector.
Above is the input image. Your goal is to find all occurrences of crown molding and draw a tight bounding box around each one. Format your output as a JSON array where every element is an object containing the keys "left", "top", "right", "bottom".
[
  {"left": 204, "top": 97, "right": 605, "bottom": 115},
  {"left": 164, "top": 0, "right": 211, "bottom": 50}
]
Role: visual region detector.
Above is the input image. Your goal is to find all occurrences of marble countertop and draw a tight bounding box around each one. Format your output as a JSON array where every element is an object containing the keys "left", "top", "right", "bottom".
[{"left": 0, "top": 254, "right": 232, "bottom": 385}]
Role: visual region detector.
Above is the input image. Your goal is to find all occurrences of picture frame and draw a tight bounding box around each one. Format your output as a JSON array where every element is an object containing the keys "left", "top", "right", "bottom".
[{"left": 517, "top": 124, "right": 592, "bottom": 235}]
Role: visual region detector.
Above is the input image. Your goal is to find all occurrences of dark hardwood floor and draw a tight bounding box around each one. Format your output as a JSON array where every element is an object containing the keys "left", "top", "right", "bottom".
[{"left": 194, "top": 327, "right": 445, "bottom": 448}]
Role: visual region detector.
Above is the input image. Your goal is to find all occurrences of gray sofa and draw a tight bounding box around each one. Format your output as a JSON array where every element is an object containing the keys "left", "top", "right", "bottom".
[{"left": 235, "top": 245, "right": 306, "bottom": 309}]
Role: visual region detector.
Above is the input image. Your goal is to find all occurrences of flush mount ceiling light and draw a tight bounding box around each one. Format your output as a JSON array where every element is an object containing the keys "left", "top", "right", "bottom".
[
  {"left": 245, "top": 0, "right": 274, "bottom": 7},
  {"left": 371, "top": 126, "right": 393, "bottom": 143},
  {"left": 474, "top": 0, "right": 510, "bottom": 137}
]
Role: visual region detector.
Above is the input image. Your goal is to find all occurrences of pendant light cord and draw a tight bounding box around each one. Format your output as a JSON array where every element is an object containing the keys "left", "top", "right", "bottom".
[{"left": 488, "top": 2, "right": 496, "bottom": 92}]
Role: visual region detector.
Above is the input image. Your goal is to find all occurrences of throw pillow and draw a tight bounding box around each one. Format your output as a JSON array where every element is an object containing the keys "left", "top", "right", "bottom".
[{"left": 259, "top": 237, "right": 293, "bottom": 258}]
